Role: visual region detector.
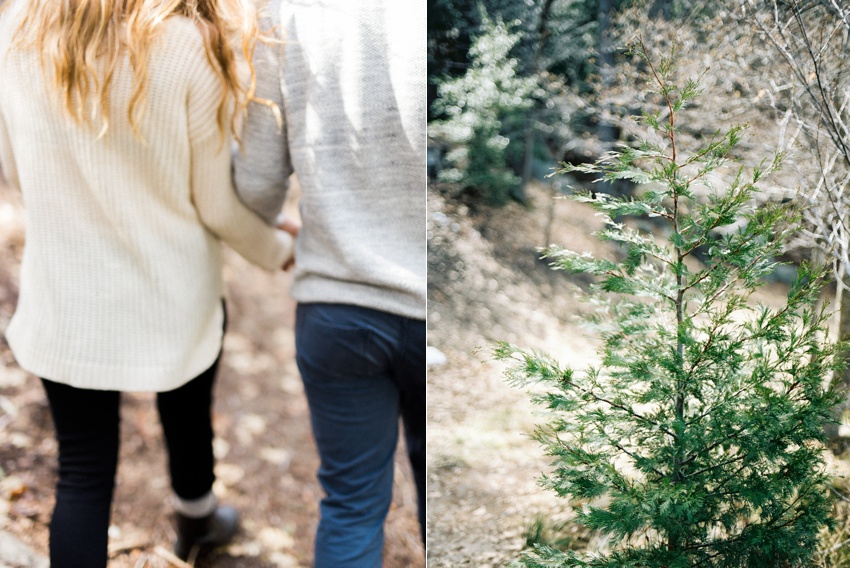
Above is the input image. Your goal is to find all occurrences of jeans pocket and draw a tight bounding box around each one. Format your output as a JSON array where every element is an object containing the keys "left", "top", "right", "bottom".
[{"left": 296, "top": 306, "right": 384, "bottom": 379}]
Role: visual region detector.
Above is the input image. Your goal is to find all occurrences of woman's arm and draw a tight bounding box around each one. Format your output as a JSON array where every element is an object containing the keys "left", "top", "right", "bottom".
[
  {"left": 187, "top": 43, "right": 293, "bottom": 271},
  {"left": 0, "top": 105, "right": 19, "bottom": 191},
  {"left": 190, "top": 132, "right": 293, "bottom": 270}
]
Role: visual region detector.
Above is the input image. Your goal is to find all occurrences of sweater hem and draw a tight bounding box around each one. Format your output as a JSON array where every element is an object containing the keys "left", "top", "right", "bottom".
[
  {"left": 5, "top": 327, "right": 224, "bottom": 393},
  {"left": 292, "top": 279, "right": 425, "bottom": 321}
]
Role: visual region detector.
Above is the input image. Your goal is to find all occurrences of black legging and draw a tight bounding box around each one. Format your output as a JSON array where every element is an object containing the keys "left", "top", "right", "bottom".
[{"left": 41, "top": 355, "right": 220, "bottom": 568}]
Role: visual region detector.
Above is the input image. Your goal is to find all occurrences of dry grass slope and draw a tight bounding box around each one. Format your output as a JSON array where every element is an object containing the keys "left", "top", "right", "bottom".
[{"left": 426, "top": 180, "right": 850, "bottom": 567}]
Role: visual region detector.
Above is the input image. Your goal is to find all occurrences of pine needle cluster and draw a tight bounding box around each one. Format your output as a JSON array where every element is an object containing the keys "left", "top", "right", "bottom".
[{"left": 497, "top": 40, "right": 844, "bottom": 568}]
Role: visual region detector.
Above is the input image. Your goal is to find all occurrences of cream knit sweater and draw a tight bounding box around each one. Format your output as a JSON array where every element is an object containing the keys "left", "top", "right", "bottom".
[{"left": 0, "top": 5, "right": 293, "bottom": 391}]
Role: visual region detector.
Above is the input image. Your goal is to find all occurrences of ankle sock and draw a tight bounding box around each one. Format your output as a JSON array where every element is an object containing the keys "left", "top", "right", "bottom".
[{"left": 172, "top": 490, "right": 217, "bottom": 519}]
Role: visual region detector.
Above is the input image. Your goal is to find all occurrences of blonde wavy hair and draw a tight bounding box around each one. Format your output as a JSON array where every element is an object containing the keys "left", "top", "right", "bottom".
[{"left": 9, "top": 0, "right": 267, "bottom": 140}]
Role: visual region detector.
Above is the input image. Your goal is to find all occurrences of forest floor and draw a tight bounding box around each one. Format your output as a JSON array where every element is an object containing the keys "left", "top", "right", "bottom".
[
  {"left": 426, "top": 181, "right": 601, "bottom": 566},
  {"left": 0, "top": 179, "right": 424, "bottom": 568},
  {"left": 426, "top": 180, "right": 850, "bottom": 566}
]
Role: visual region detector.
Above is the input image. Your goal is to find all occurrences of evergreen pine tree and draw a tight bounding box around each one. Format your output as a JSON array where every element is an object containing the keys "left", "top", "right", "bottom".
[
  {"left": 429, "top": 9, "right": 535, "bottom": 205},
  {"left": 496, "top": 40, "right": 844, "bottom": 567}
]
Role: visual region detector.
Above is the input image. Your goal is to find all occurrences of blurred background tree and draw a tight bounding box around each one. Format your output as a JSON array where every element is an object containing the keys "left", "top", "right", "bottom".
[
  {"left": 429, "top": 11, "right": 535, "bottom": 205},
  {"left": 427, "top": 0, "right": 723, "bottom": 204},
  {"left": 744, "top": 0, "right": 850, "bottom": 445}
]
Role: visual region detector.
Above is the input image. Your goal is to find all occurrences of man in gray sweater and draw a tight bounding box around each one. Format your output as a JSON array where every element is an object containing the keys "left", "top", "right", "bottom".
[{"left": 233, "top": 0, "right": 425, "bottom": 566}]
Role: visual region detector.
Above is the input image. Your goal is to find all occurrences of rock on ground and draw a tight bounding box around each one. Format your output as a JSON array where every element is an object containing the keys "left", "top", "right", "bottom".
[{"left": 0, "top": 529, "right": 48, "bottom": 568}]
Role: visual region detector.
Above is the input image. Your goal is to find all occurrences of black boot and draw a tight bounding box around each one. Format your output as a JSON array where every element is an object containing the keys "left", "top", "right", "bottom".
[{"left": 173, "top": 505, "right": 240, "bottom": 561}]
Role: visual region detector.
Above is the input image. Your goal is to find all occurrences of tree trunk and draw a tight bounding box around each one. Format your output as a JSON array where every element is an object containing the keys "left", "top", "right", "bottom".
[
  {"left": 596, "top": 0, "right": 619, "bottom": 196},
  {"left": 513, "top": 119, "right": 533, "bottom": 205},
  {"left": 517, "top": 0, "right": 555, "bottom": 205},
  {"left": 806, "top": 247, "right": 850, "bottom": 448},
  {"left": 826, "top": 263, "right": 850, "bottom": 448},
  {"left": 648, "top": 0, "right": 672, "bottom": 19},
  {"left": 542, "top": 183, "right": 557, "bottom": 249}
]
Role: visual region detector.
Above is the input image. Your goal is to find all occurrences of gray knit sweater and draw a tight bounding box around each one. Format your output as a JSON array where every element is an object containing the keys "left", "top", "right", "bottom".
[{"left": 234, "top": 0, "right": 426, "bottom": 321}]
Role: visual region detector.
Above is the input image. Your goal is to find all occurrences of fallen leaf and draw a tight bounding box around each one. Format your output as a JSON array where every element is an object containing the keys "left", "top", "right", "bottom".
[
  {"left": 259, "top": 448, "right": 291, "bottom": 467},
  {"left": 214, "top": 463, "right": 245, "bottom": 487},
  {"left": 0, "top": 476, "right": 27, "bottom": 500}
]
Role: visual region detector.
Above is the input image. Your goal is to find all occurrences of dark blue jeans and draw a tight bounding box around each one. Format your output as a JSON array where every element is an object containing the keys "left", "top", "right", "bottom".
[
  {"left": 41, "top": 356, "right": 220, "bottom": 568},
  {"left": 295, "top": 303, "right": 425, "bottom": 567}
]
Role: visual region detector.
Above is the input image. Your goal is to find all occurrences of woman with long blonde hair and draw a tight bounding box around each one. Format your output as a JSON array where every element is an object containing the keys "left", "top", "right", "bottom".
[{"left": 0, "top": 0, "right": 291, "bottom": 564}]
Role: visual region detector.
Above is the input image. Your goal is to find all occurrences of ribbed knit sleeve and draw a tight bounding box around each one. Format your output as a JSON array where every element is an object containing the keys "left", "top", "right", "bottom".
[
  {"left": 233, "top": 34, "right": 293, "bottom": 225},
  {"left": 0, "top": 95, "right": 18, "bottom": 191},
  {"left": 0, "top": 1, "right": 18, "bottom": 192},
  {"left": 186, "top": 48, "right": 293, "bottom": 271}
]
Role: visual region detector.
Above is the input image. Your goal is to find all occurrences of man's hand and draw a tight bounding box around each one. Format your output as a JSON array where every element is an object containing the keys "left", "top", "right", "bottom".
[
  {"left": 277, "top": 215, "right": 301, "bottom": 270},
  {"left": 277, "top": 214, "right": 302, "bottom": 238}
]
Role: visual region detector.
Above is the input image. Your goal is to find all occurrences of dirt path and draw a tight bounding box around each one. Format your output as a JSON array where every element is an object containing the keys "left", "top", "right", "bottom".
[{"left": 0, "top": 180, "right": 424, "bottom": 567}]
